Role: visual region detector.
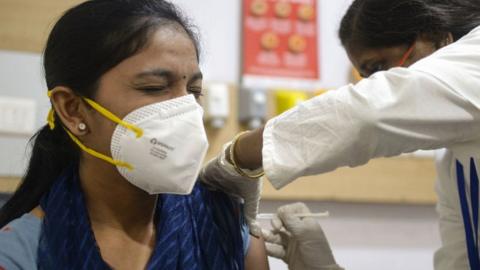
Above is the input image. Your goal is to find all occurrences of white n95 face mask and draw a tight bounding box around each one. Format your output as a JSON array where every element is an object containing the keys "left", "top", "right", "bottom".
[
  {"left": 47, "top": 92, "right": 209, "bottom": 195},
  {"left": 110, "top": 95, "right": 209, "bottom": 195}
]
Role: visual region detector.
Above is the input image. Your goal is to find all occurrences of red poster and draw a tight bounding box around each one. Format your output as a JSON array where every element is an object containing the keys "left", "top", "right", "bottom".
[{"left": 242, "top": 0, "right": 319, "bottom": 80}]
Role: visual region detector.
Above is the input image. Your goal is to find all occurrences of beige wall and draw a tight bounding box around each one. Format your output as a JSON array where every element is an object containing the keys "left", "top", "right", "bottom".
[{"left": 0, "top": 0, "right": 83, "bottom": 53}]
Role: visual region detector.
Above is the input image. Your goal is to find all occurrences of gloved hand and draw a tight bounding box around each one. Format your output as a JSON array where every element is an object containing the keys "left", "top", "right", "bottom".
[
  {"left": 262, "top": 203, "right": 344, "bottom": 270},
  {"left": 199, "top": 142, "right": 263, "bottom": 237}
]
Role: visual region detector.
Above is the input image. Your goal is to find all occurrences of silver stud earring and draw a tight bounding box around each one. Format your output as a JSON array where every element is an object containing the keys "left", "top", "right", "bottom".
[{"left": 78, "top": 123, "right": 87, "bottom": 131}]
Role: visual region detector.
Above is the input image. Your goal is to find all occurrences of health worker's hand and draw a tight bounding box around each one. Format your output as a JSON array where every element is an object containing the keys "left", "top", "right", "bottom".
[
  {"left": 199, "top": 142, "right": 263, "bottom": 237},
  {"left": 262, "top": 203, "right": 344, "bottom": 270}
]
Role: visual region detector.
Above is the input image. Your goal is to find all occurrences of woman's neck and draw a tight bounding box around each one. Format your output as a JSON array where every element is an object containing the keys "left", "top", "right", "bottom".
[
  {"left": 78, "top": 157, "right": 158, "bottom": 232},
  {"left": 79, "top": 157, "right": 158, "bottom": 269}
]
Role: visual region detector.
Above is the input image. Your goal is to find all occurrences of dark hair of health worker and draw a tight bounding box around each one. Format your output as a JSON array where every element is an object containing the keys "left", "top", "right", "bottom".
[
  {"left": 0, "top": 0, "right": 200, "bottom": 227},
  {"left": 340, "top": 0, "right": 480, "bottom": 49}
]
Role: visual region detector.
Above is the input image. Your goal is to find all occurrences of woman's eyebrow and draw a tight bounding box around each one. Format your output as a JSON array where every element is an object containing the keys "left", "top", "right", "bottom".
[
  {"left": 135, "top": 69, "right": 173, "bottom": 79},
  {"left": 135, "top": 69, "right": 203, "bottom": 82},
  {"left": 189, "top": 72, "right": 203, "bottom": 83}
]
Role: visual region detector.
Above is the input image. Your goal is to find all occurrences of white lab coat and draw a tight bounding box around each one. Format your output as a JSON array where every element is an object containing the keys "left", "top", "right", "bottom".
[{"left": 262, "top": 25, "right": 480, "bottom": 270}]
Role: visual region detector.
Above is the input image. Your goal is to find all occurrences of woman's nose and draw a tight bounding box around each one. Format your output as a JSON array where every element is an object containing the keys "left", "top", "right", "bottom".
[{"left": 172, "top": 85, "right": 189, "bottom": 99}]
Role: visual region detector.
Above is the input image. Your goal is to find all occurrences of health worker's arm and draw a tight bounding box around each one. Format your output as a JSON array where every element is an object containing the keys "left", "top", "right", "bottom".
[{"left": 236, "top": 26, "right": 480, "bottom": 189}]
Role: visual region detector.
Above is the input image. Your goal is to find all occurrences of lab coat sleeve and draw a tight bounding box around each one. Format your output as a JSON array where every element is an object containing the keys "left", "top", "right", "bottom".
[{"left": 263, "top": 27, "right": 480, "bottom": 189}]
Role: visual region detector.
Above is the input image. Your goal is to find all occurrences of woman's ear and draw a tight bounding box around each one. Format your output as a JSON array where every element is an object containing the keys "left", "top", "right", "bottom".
[{"left": 49, "top": 87, "right": 90, "bottom": 136}]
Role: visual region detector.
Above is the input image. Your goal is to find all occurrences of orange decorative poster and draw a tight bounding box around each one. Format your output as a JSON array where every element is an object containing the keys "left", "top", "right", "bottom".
[{"left": 242, "top": 0, "right": 319, "bottom": 80}]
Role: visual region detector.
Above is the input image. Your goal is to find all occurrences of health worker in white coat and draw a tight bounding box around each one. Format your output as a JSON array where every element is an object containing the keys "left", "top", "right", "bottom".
[{"left": 200, "top": 0, "right": 480, "bottom": 269}]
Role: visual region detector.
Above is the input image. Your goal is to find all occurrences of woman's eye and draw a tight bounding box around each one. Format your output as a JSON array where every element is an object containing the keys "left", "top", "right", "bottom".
[
  {"left": 188, "top": 87, "right": 204, "bottom": 98},
  {"left": 370, "top": 63, "right": 385, "bottom": 74},
  {"left": 138, "top": 86, "right": 168, "bottom": 93}
]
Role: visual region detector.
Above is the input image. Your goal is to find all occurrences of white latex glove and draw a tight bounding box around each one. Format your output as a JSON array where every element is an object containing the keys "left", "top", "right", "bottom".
[
  {"left": 262, "top": 203, "right": 344, "bottom": 270},
  {"left": 199, "top": 142, "right": 263, "bottom": 237}
]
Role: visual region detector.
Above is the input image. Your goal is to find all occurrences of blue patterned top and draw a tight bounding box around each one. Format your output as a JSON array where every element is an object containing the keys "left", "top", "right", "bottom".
[{"left": 0, "top": 169, "right": 250, "bottom": 270}]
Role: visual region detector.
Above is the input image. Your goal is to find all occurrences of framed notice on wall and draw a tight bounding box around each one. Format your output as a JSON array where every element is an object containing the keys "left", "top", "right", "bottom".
[{"left": 242, "top": 0, "right": 319, "bottom": 86}]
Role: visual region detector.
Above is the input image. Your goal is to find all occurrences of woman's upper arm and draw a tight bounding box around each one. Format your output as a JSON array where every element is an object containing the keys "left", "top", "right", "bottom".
[
  {"left": 245, "top": 235, "right": 269, "bottom": 270},
  {"left": 0, "top": 214, "right": 41, "bottom": 270},
  {"left": 0, "top": 229, "right": 37, "bottom": 270}
]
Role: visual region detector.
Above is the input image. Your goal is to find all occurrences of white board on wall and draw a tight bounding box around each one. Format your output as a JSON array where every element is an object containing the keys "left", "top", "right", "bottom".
[
  {"left": 0, "top": 50, "right": 47, "bottom": 176},
  {"left": 0, "top": 96, "right": 37, "bottom": 137}
]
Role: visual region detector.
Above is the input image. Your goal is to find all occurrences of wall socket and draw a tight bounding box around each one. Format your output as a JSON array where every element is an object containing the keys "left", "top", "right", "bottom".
[{"left": 0, "top": 96, "right": 36, "bottom": 136}]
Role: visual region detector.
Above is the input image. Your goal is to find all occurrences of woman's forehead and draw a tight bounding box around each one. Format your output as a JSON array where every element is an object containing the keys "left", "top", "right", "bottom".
[{"left": 113, "top": 26, "right": 199, "bottom": 77}]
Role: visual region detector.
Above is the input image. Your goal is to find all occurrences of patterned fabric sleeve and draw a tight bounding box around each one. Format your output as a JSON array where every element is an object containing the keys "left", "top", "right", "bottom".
[
  {"left": 203, "top": 183, "right": 252, "bottom": 256},
  {"left": 239, "top": 206, "right": 252, "bottom": 256},
  {"left": 0, "top": 214, "right": 41, "bottom": 270}
]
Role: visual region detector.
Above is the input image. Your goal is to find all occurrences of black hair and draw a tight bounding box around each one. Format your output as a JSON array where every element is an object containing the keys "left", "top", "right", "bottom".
[
  {"left": 339, "top": 0, "right": 480, "bottom": 49},
  {"left": 0, "top": 0, "right": 200, "bottom": 227}
]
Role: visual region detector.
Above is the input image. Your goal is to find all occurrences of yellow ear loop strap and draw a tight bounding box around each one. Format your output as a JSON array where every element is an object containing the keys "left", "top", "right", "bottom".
[
  {"left": 47, "top": 109, "right": 56, "bottom": 130},
  {"left": 46, "top": 91, "right": 143, "bottom": 138},
  {"left": 64, "top": 127, "right": 133, "bottom": 170},
  {"left": 46, "top": 90, "right": 135, "bottom": 170},
  {"left": 83, "top": 98, "right": 143, "bottom": 138},
  {"left": 47, "top": 91, "right": 56, "bottom": 130}
]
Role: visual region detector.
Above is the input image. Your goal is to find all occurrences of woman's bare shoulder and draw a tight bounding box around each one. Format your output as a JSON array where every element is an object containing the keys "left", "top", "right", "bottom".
[
  {"left": 30, "top": 206, "right": 45, "bottom": 219},
  {"left": 245, "top": 235, "right": 270, "bottom": 270}
]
